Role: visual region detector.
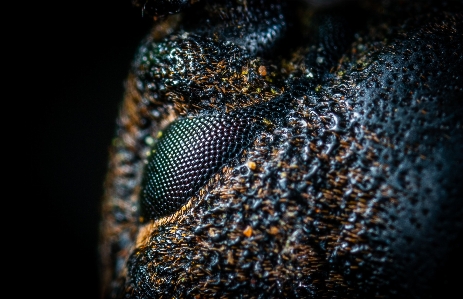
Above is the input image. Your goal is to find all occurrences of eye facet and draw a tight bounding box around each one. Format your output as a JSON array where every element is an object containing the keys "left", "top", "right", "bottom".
[{"left": 140, "top": 114, "right": 256, "bottom": 221}]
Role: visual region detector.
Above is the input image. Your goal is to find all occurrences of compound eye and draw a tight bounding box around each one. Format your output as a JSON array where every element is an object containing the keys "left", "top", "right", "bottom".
[{"left": 140, "top": 114, "right": 254, "bottom": 221}]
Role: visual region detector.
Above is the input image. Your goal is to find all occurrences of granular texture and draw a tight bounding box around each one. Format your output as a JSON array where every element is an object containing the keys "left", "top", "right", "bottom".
[{"left": 99, "top": 0, "right": 463, "bottom": 298}]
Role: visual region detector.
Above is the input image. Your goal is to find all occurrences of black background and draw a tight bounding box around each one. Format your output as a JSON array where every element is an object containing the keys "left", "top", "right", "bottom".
[{"left": 33, "top": 1, "right": 153, "bottom": 297}]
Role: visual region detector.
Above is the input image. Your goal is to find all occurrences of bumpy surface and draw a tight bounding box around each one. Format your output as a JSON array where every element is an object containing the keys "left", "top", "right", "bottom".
[
  {"left": 141, "top": 115, "right": 254, "bottom": 219},
  {"left": 99, "top": 0, "right": 463, "bottom": 298},
  {"left": 140, "top": 96, "right": 287, "bottom": 221}
]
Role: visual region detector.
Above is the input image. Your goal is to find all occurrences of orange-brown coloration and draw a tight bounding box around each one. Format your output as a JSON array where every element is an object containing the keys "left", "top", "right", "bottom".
[
  {"left": 247, "top": 161, "right": 257, "bottom": 171},
  {"left": 100, "top": 1, "right": 463, "bottom": 297},
  {"left": 258, "top": 65, "right": 267, "bottom": 76},
  {"left": 243, "top": 225, "right": 253, "bottom": 237}
]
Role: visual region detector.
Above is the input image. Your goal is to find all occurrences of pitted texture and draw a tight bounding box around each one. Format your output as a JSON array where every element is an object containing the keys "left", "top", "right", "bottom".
[
  {"left": 140, "top": 95, "right": 289, "bottom": 220},
  {"left": 141, "top": 115, "right": 254, "bottom": 220},
  {"left": 99, "top": 1, "right": 463, "bottom": 298},
  {"left": 133, "top": 35, "right": 286, "bottom": 115},
  {"left": 189, "top": 0, "right": 289, "bottom": 57}
]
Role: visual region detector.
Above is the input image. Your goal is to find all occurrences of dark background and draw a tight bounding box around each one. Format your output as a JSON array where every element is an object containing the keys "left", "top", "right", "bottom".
[{"left": 33, "top": 1, "right": 153, "bottom": 297}]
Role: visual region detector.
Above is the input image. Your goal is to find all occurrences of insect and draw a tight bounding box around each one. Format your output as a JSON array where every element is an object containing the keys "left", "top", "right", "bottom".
[{"left": 99, "top": 0, "right": 463, "bottom": 298}]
